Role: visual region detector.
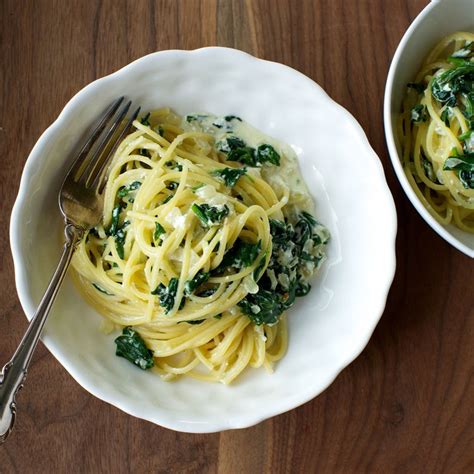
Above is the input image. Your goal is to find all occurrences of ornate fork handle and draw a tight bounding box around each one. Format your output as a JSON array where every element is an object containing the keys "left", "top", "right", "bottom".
[{"left": 0, "top": 223, "right": 83, "bottom": 443}]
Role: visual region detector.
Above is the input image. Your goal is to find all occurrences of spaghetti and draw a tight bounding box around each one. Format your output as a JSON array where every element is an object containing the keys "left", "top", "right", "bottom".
[{"left": 71, "top": 109, "right": 329, "bottom": 383}]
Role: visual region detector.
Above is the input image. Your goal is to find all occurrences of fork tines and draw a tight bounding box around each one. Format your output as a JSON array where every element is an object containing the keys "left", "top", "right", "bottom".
[{"left": 66, "top": 97, "right": 141, "bottom": 191}]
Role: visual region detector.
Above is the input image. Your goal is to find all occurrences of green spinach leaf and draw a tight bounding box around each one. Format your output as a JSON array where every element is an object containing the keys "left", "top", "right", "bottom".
[
  {"left": 154, "top": 222, "right": 165, "bottom": 242},
  {"left": 431, "top": 63, "right": 474, "bottom": 106},
  {"left": 184, "top": 270, "right": 210, "bottom": 296},
  {"left": 192, "top": 203, "right": 229, "bottom": 227},
  {"left": 238, "top": 290, "right": 283, "bottom": 326},
  {"left": 165, "top": 160, "right": 183, "bottom": 171},
  {"left": 114, "top": 326, "right": 154, "bottom": 369},
  {"left": 443, "top": 151, "right": 474, "bottom": 171},
  {"left": 227, "top": 146, "right": 256, "bottom": 166},
  {"left": 440, "top": 107, "right": 451, "bottom": 126},
  {"left": 115, "top": 227, "right": 126, "bottom": 259},
  {"left": 459, "top": 129, "right": 473, "bottom": 141},
  {"left": 422, "top": 156, "right": 438, "bottom": 183},
  {"left": 117, "top": 181, "right": 141, "bottom": 199},
  {"left": 443, "top": 150, "right": 474, "bottom": 189},
  {"left": 407, "top": 82, "right": 425, "bottom": 94},
  {"left": 167, "top": 181, "right": 179, "bottom": 190},
  {"left": 186, "top": 114, "right": 208, "bottom": 123},
  {"left": 152, "top": 277, "right": 184, "bottom": 313},
  {"left": 108, "top": 204, "right": 122, "bottom": 236},
  {"left": 450, "top": 41, "right": 473, "bottom": 59},
  {"left": 212, "top": 167, "right": 247, "bottom": 187},
  {"left": 214, "top": 239, "right": 261, "bottom": 273},
  {"left": 108, "top": 205, "right": 128, "bottom": 259},
  {"left": 255, "top": 144, "right": 280, "bottom": 166},
  {"left": 140, "top": 113, "right": 151, "bottom": 127},
  {"left": 411, "top": 104, "right": 428, "bottom": 123}
]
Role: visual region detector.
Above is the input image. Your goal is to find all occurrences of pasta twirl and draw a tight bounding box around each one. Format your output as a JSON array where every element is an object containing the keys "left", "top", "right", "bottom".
[{"left": 71, "top": 109, "right": 329, "bottom": 383}]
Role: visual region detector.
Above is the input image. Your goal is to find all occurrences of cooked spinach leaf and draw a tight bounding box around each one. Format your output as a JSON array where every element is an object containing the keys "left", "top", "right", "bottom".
[
  {"left": 167, "top": 181, "right": 179, "bottom": 190},
  {"left": 154, "top": 222, "right": 165, "bottom": 242},
  {"left": 447, "top": 57, "right": 474, "bottom": 67},
  {"left": 238, "top": 290, "right": 283, "bottom": 326},
  {"left": 184, "top": 270, "right": 210, "bottom": 296},
  {"left": 450, "top": 41, "right": 473, "bottom": 59},
  {"left": 440, "top": 107, "right": 451, "bottom": 126},
  {"left": 152, "top": 277, "right": 184, "bottom": 313},
  {"left": 221, "top": 137, "right": 281, "bottom": 167},
  {"left": 165, "top": 160, "right": 183, "bottom": 171},
  {"left": 422, "top": 156, "right": 438, "bottom": 183},
  {"left": 227, "top": 146, "right": 256, "bottom": 166},
  {"left": 114, "top": 326, "right": 154, "bottom": 370},
  {"left": 108, "top": 204, "right": 122, "bottom": 236},
  {"left": 212, "top": 167, "right": 247, "bottom": 187},
  {"left": 407, "top": 82, "right": 425, "bottom": 94},
  {"left": 295, "top": 280, "right": 311, "bottom": 297},
  {"left": 239, "top": 212, "right": 329, "bottom": 326},
  {"left": 108, "top": 204, "right": 128, "bottom": 259},
  {"left": 191, "top": 203, "right": 229, "bottom": 227},
  {"left": 115, "top": 227, "right": 126, "bottom": 259},
  {"left": 459, "top": 129, "right": 473, "bottom": 141},
  {"left": 253, "top": 250, "right": 268, "bottom": 281},
  {"left": 443, "top": 151, "right": 474, "bottom": 171},
  {"left": 411, "top": 104, "right": 428, "bottom": 123},
  {"left": 431, "top": 62, "right": 474, "bottom": 107},
  {"left": 139, "top": 148, "right": 151, "bottom": 158},
  {"left": 186, "top": 114, "right": 208, "bottom": 123},
  {"left": 224, "top": 115, "right": 242, "bottom": 122},
  {"left": 140, "top": 112, "right": 151, "bottom": 126},
  {"left": 255, "top": 144, "right": 280, "bottom": 166},
  {"left": 214, "top": 239, "right": 261, "bottom": 273},
  {"left": 300, "top": 210, "right": 317, "bottom": 226},
  {"left": 459, "top": 170, "right": 474, "bottom": 188},
  {"left": 443, "top": 150, "right": 474, "bottom": 189},
  {"left": 463, "top": 91, "right": 474, "bottom": 120},
  {"left": 218, "top": 136, "right": 246, "bottom": 152},
  {"left": 117, "top": 181, "right": 141, "bottom": 199},
  {"left": 269, "top": 219, "right": 292, "bottom": 245}
]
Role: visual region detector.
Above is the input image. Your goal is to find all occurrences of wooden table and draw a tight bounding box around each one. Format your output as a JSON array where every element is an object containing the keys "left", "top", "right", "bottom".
[{"left": 1, "top": 1, "right": 473, "bottom": 472}]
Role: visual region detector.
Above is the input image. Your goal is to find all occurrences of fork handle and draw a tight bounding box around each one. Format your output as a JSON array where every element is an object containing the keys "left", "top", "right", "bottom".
[{"left": 0, "top": 223, "right": 83, "bottom": 443}]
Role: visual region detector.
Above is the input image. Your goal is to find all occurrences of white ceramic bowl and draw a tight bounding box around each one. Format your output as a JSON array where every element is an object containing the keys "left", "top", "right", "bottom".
[
  {"left": 11, "top": 47, "right": 397, "bottom": 432},
  {"left": 384, "top": 0, "right": 474, "bottom": 258}
]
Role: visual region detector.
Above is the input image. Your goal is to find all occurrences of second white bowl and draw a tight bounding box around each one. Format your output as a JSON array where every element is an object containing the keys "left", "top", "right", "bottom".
[{"left": 384, "top": 0, "right": 474, "bottom": 258}]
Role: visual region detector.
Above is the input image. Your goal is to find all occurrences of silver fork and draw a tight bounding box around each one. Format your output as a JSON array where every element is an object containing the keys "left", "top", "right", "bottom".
[{"left": 0, "top": 97, "right": 141, "bottom": 443}]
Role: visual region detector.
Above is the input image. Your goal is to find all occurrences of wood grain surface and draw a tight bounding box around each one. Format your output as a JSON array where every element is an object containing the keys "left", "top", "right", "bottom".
[{"left": 1, "top": 1, "right": 473, "bottom": 472}]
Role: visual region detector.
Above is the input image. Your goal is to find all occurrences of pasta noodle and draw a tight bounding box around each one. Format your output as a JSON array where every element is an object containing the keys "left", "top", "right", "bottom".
[
  {"left": 71, "top": 109, "right": 329, "bottom": 383},
  {"left": 399, "top": 32, "right": 474, "bottom": 232}
]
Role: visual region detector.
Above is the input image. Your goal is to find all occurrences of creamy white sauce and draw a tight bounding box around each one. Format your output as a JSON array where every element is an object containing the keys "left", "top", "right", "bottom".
[
  {"left": 183, "top": 114, "right": 314, "bottom": 216},
  {"left": 195, "top": 184, "right": 231, "bottom": 209},
  {"left": 466, "top": 133, "right": 474, "bottom": 153},
  {"left": 165, "top": 207, "right": 187, "bottom": 229}
]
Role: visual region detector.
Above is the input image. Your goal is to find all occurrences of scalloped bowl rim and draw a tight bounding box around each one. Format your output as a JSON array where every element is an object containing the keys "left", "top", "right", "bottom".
[{"left": 10, "top": 47, "right": 397, "bottom": 432}]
